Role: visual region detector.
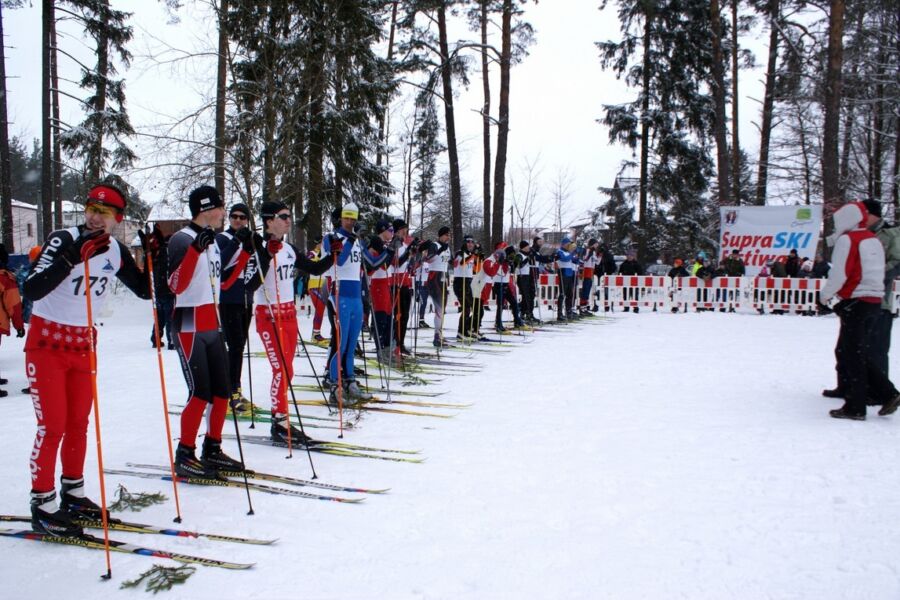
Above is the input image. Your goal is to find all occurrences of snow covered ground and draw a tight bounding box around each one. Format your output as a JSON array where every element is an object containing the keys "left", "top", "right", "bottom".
[{"left": 1, "top": 291, "right": 899, "bottom": 599}]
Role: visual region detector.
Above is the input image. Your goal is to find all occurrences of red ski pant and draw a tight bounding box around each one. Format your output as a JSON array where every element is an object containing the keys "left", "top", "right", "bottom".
[
  {"left": 26, "top": 348, "right": 93, "bottom": 493},
  {"left": 255, "top": 303, "right": 298, "bottom": 415}
]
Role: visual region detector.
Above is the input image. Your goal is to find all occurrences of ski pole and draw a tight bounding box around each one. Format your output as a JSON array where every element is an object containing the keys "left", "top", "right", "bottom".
[
  {"left": 205, "top": 247, "right": 255, "bottom": 515},
  {"left": 330, "top": 253, "right": 346, "bottom": 438},
  {"left": 243, "top": 293, "right": 256, "bottom": 429},
  {"left": 82, "top": 257, "right": 113, "bottom": 579},
  {"left": 144, "top": 249, "right": 183, "bottom": 524}
]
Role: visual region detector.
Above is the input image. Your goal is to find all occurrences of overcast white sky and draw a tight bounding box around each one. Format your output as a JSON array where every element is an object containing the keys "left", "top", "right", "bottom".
[{"left": 4, "top": 1, "right": 769, "bottom": 228}]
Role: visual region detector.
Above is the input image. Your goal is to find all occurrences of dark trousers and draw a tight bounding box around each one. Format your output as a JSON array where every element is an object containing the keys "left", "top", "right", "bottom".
[
  {"left": 415, "top": 282, "right": 429, "bottom": 319},
  {"left": 471, "top": 297, "right": 484, "bottom": 335},
  {"left": 867, "top": 309, "right": 893, "bottom": 378},
  {"left": 518, "top": 274, "right": 534, "bottom": 320},
  {"left": 557, "top": 274, "right": 575, "bottom": 318},
  {"left": 494, "top": 283, "right": 521, "bottom": 327},
  {"left": 834, "top": 300, "right": 898, "bottom": 415},
  {"left": 392, "top": 286, "right": 412, "bottom": 349},
  {"left": 454, "top": 277, "right": 474, "bottom": 337},
  {"left": 150, "top": 296, "right": 175, "bottom": 346},
  {"left": 220, "top": 301, "right": 253, "bottom": 394}
]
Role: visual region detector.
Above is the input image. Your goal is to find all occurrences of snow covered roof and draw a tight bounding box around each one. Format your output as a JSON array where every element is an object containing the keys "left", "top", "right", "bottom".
[{"left": 11, "top": 199, "right": 36, "bottom": 210}]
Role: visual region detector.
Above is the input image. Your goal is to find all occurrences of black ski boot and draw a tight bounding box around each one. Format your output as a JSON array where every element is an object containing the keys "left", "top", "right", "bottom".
[
  {"left": 175, "top": 443, "right": 224, "bottom": 480},
  {"left": 201, "top": 436, "right": 245, "bottom": 472},
  {"left": 60, "top": 477, "right": 109, "bottom": 521},
  {"left": 31, "top": 490, "right": 83, "bottom": 537},
  {"left": 270, "top": 414, "right": 314, "bottom": 447}
]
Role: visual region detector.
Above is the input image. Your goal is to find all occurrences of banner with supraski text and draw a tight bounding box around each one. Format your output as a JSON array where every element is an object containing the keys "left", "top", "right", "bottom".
[{"left": 719, "top": 205, "right": 822, "bottom": 276}]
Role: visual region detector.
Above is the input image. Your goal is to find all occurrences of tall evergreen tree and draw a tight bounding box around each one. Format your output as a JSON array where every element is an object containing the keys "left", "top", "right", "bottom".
[
  {"left": 598, "top": 0, "right": 716, "bottom": 261},
  {"left": 57, "top": 0, "right": 136, "bottom": 184}
]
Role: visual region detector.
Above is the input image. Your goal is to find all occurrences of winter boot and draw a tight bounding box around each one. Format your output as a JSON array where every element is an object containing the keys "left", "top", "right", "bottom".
[
  {"left": 822, "top": 388, "right": 845, "bottom": 399},
  {"left": 31, "top": 490, "right": 83, "bottom": 537},
  {"left": 201, "top": 436, "right": 244, "bottom": 472},
  {"left": 270, "top": 413, "right": 313, "bottom": 447},
  {"left": 228, "top": 390, "right": 251, "bottom": 415},
  {"left": 60, "top": 477, "right": 109, "bottom": 522},
  {"left": 175, "top": 443, "right": 224, "bottom": 480},
  {"left": 418, "top": 319, "right": 431, "bottom": 329},
  {"left": 345, "top": 380, "right": 374, "bottom": 403},
  {"left": 878, "top": 393, "right": 900, "bottom": 417}
]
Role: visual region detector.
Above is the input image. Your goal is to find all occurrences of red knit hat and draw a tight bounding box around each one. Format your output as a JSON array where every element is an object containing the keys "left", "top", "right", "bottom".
[{"left": 87, "top": 184, "right": 127, "bottom": 222}]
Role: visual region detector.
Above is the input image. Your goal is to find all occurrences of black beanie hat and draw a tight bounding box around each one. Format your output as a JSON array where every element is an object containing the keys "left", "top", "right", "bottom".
[
  {"left": 230, "top": 203, "right": 250, "bottom": 218},
  {"left": 375, "top": 219, "right": 392, "bottom": 234},
  {"left": 863, "top": 199, "right": 883, "bottom": 218},
  {"left": 260, "top": 200, "right": 288, "bottom": 222},
  {"left": 392, "top": 218, "right": 408, "bottom": 232},
  {"left": 519, "top": 240, "right": 530, "bottom": 250},
  {"left": 188, "top": 185, "right": 223, "bottom": 217},
  {"left": 438, "top": 226, "right": 450, "bottom": 237}
]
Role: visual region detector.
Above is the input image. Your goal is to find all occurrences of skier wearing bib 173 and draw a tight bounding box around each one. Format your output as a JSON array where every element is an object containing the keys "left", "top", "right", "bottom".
[
  {"left": 327, "top": 203, "right": 393, "bottom": 405},
  {"left": 24, "top": 181, "right": 151, "bottom": 537},
  {"left": 168, "top": 185, "right": 251, "bottom": 480},
  {"left": 250, "top": 200, "right": 335, "bottom": 444}
]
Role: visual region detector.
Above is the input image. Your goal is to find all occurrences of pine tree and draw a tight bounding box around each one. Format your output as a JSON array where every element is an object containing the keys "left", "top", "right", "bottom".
[{"left": 57, "top": 0, "right": 136, "bottom": 184}]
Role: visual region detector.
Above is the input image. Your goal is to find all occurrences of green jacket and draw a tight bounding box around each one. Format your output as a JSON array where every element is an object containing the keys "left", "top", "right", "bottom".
[{"left": 871, "top": 219, "right": 900, "bottom": 309}]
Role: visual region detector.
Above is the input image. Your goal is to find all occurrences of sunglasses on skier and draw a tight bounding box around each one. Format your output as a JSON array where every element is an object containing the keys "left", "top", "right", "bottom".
[
  {"left": 85, "top": 202, "right": 117, "bottom": 218},
  {"left": 274, "top": 213, "right": 292, "bottom": 221},
  {"left": 230, "top": 214, "right": 248, "bottom": 221}
]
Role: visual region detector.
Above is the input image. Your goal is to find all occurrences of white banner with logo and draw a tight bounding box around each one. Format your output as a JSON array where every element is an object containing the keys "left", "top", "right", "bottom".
[{"left": 719, "top": 205, "right": 822, "bottom": 276}]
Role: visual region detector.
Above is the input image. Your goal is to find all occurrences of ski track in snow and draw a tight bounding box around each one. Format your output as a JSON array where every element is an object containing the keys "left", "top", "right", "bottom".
[{"left": 1, "top": 293, "right": 899, "bottom": 599}]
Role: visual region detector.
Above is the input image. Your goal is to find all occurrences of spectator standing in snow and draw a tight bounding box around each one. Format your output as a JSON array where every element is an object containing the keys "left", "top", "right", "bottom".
[
  {"left": 819, "top": 201, "right": 900, "bottom": 420},
  {"left": 811, "top": 254, "right": 830, "bottom": 279},
  {"left": 0, "top": 244, "right": 25, "bottom": 397},
  {"left": 617, "top": 250, "right": 643, "bottom": 313},
  {"left": 862, "top": 199, "right": 900, "bottom": 380},
  {"left": 785, "top": 249, "right": 801, "bottom": 277},
  {"left": 769, "top": 259, "right": 787, "bottom": 278},
  {"left": 723, "top": 250, "right": 746, "bottom": 276}
]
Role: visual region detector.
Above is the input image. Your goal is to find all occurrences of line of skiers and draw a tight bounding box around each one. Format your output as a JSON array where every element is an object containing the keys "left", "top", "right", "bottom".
[{"left": 19, "top": 178, "right": 619, "bottom": 538}]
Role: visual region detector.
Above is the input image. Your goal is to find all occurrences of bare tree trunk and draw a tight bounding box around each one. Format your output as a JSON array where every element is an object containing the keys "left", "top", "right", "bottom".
[
  {"left": 870, "top": 25, "right": 887, "bottom": 201},
  {"left": 710, "top": 0, "right": 731, "bottom": 206},
  {"left": 822, "top": 0, "right": 845, "bottom": 207},
  {"left": 638, "top": 11, "right": 652, "bottom": 257},
  {"left": 755, "top": 0, "right": 779, "bottom": 205},
  {"left": 894, "top": 6, "right": 900, "bottom": 212},
  {"left": 88, "top": 1, "right": 110, "bottom": 183},
  {"left": 41, "top": 0, "right": 53, "bottom": 239},
  {"left": 375, "top": 0, "right": 398, "bottom": 170},
  {"left": 214, "top": 0, "right": 229, "bottom": 199},
  {"left": 480, "top": 0, "right": 491, "bottom": 246},
  {"left": 490, "top": 0, "right": 512, "bottom": 247},
  {"left": 730, "top": 0, "right": 740, "bottom": 204},
  {"left": 50, "top": 12, "right": 61, "bottom": 229},
  {"left": 0, "top": 2, "right": 13, "bottom": 249},
  {"left": 839, "top": 10, "right": 861, "bottom": 189},
  {"left": 437, "top": 4, "right": 463, "bottom": 244}
]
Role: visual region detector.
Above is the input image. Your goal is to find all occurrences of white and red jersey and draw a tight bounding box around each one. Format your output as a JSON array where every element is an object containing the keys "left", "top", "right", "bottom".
[
  {"left": 254, "top": 242, "right": 297, "bottom": 306},
  {"left": 820, "top": 202, "right": 885, "bottom": 304},
  {"left": 168, "top": 226, "right": 222, "bottom": 308},
  {"left": 453, "top": 251, "right": 476, "bottom": 278},
  {"left": 31, "top": 228, "right": 124, "bottom": 327}
]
